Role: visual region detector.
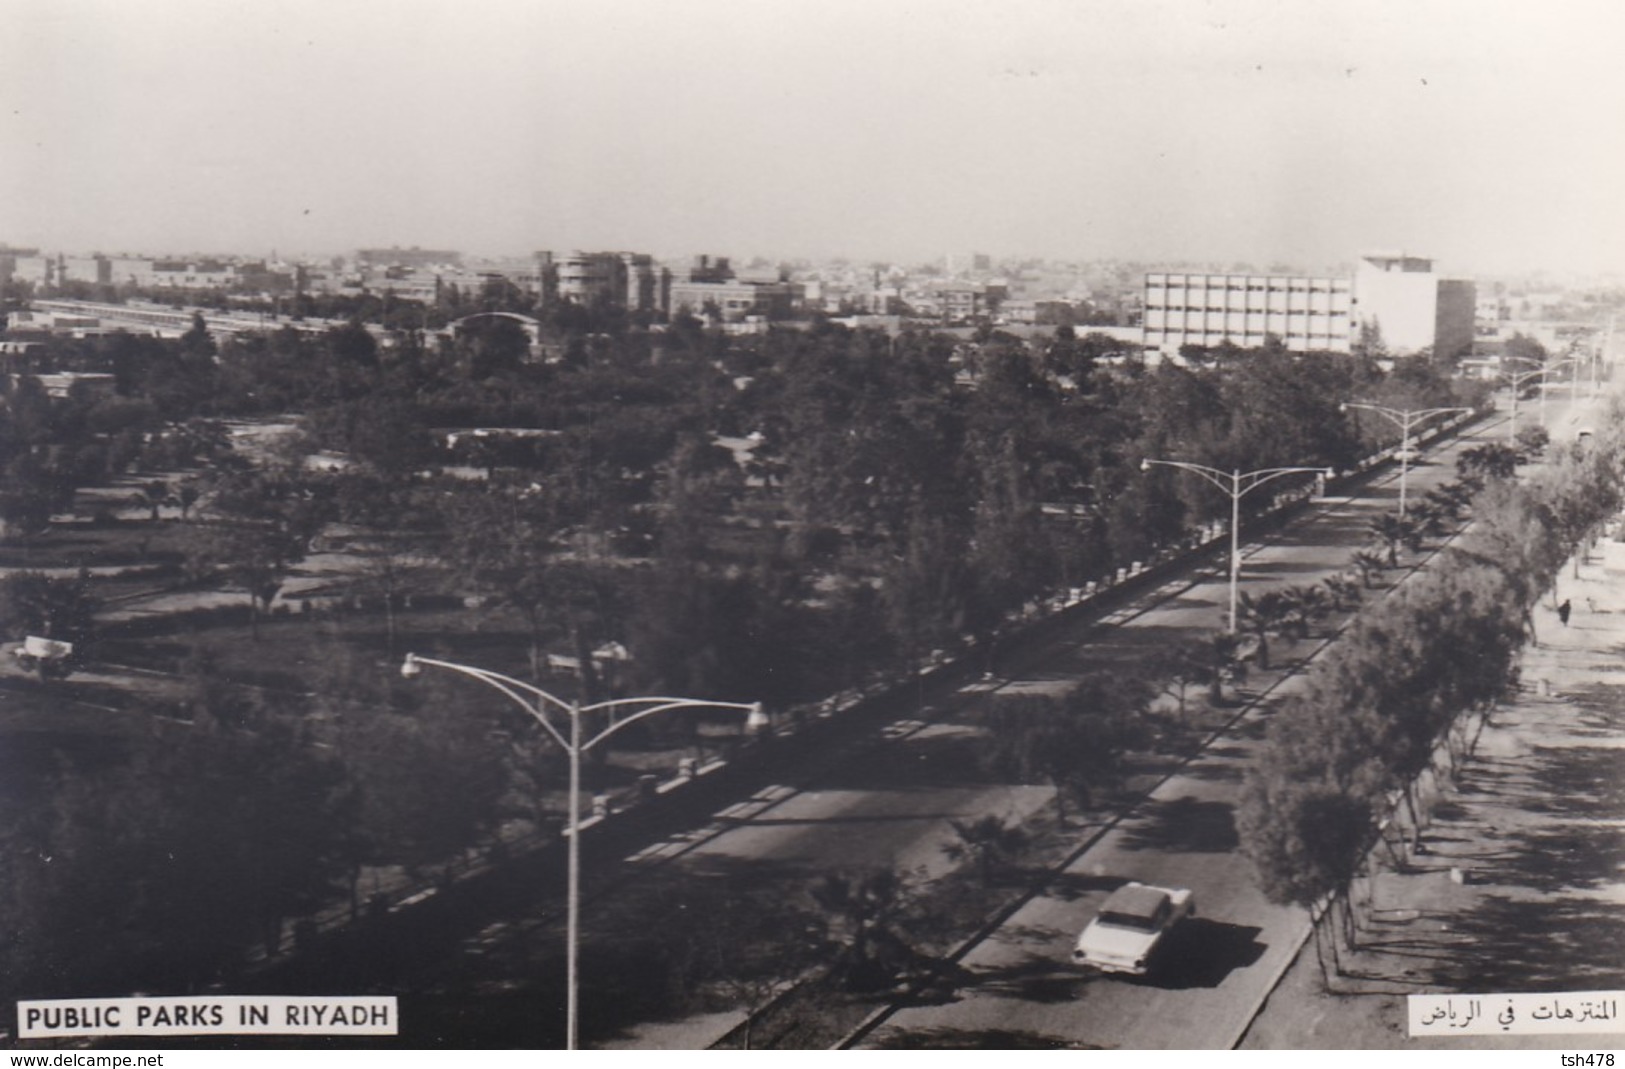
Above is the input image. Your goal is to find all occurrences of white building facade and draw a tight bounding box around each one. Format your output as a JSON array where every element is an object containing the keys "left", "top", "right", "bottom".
[{"left": 1142, "top": 272, "right": 1354, "bottom": 355}]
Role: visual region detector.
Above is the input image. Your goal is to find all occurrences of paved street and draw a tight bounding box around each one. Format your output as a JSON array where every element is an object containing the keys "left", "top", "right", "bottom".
[
  {"left": 566, "top": 399, "right": 1534, "bottom": 1048},
  {"left": 859, "top": 387, "right": 1611, "bottom": 1049}
]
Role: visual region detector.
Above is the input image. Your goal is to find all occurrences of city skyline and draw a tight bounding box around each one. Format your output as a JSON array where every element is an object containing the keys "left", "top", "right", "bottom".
[{"left": 5, "top": 0, "right": 1625, "bottom": 277}]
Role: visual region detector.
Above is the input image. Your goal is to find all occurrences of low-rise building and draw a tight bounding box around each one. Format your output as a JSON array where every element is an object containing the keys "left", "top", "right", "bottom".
[{"left": 668, "top": 255, "right": 800, "bottom": 321}]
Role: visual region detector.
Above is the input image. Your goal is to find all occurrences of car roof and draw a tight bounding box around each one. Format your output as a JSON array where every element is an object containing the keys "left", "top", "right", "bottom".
[{"left": 1100, "top": 883, "right": 1170, "bottom": 918}]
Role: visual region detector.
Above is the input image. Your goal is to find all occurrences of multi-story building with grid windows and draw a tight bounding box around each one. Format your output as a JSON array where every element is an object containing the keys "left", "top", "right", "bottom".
[
  {"left": 1143, "top": 253, "right": 1475, "bottom": 360},
  {"left": 1142, "top": 272, "right": 1354, "bottom": 355}
]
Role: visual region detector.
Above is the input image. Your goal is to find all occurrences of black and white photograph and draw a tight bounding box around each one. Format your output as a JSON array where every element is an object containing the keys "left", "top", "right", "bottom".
[{"left": 2, "top": 0, "right": 1623, "bottom": 1055}]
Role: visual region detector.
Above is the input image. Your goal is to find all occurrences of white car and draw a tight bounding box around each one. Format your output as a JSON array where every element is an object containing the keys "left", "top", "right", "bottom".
[{"left": 1072, "top": 882, "right": 1195, "bottom": 976}]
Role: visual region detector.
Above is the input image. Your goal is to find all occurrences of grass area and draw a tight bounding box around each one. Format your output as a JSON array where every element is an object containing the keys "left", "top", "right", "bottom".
[{"left": 0, "top": 517, "right": 195, "bottom": 570}]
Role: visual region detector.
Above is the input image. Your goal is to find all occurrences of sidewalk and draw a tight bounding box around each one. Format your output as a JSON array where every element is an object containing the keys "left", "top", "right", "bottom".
[{"left": 1241, "top": 543, "right": 1625, "bottom": 1049}]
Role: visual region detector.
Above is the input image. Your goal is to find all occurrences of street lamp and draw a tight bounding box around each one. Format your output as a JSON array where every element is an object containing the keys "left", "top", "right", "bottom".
[
  {"left": 1503, "top": 356, "right": 1579, "bottom": 439},
  {"left": 1140, "top": 459, "right": 1332, "bottom": 633},
  {"left": 399, "top": 652, "right": 767, "bottom": 1050},
  {"left": 1339, "top": 402, "right": 1470, "bottom": 516}
]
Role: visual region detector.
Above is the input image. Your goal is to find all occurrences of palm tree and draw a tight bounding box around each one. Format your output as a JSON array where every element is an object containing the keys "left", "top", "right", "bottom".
[
  {"left": 1409, "top": 501, "right": 1451, "bottom": 543},
  {"left": 1349, "top": 549, "right": 1388, "bottom": 589},
  {"left": 1367, "top": 511, "right": 1419, "bottom": 567},
  {"left": 1198, "top": 629, "right": 1246, "bottom": 704},
  {"left": 810, "top": 869, "right": 929, "bottom": 992},
  {"left": 1281, "top": 583, "right": 1329, "bottom": 641},
  {"left": 1323, "top": 573, "right": 1364, "bottom": 613},
  {"left": 941, "top": 815, "right": 1029, "bottom": 886},
  {"left": 1237, "top": 589, "right": 1290, "bottom": 670}
]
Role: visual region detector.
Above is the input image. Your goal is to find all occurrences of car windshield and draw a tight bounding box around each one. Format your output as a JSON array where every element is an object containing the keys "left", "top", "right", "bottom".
[{"left": 1097, "top": 910, "right": 1159, "bottom": 931}]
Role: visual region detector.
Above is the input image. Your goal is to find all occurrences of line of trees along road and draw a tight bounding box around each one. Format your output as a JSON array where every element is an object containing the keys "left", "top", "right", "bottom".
[
  {"left": 1238, "top": 403, "right": 1625, "bottom": 973},
  {"left": 2, "top": 315, "right": 1494, "bottom": 1007}
]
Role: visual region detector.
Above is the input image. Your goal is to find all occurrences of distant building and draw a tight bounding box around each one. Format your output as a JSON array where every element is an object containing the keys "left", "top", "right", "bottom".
[
  {"left": 944, "top": 252, "right": 992, "bottom": 276},
  {"left": 1433, "top": 278, "right": 1478, "bottom": 362},
  {"left": 1142, "top": 253, "right": 1476, "bottom": 360},
  {"left": 934, "top": 281, "right": 1006, "bottom": 323},
  {"left": 668, "top": 255, "right": 800, "bottom": 322},
  {"left": 1001, "top": 298, "right": 1079, "bottom": 327},
  {"left": 357, "top": 247, "right": 462, "bottom": 269},
  {"left": 30, "top": 372, "right": 117, "bottom": 400},
  {"left": 10, "top": 256, "right": 55, "bottom": 287},
  {"left": 145, "top": 259, "right": 238, "bottom": 289},
  {"left": 536, "top": 250, "right": 670, "bottom": 314},
  {"left": 1143, "top": 272, "right": 1355, "bottom": 355},
  {"left": 1352, "top": 253, "right": 1476, "bottom": 360}
]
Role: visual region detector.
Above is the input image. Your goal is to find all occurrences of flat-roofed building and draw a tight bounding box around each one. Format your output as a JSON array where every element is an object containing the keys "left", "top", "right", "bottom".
[
  {"left": 668, "top": 254, "right": 799, "bottom": 322},
  {"left": 1144, "top": 253, "right": 1477, "bottom": 361},
  {"left": 357, "top": 247, "right": 461, "bottom": 269},
  {"left": 536, "top": 250, "right": 669, "bottom": 314},
  {"left": 1143, "top": 271, "right": 1353, "bottom": 355}
]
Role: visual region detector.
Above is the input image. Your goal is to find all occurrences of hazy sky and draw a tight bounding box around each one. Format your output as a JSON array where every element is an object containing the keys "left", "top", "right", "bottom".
[{"left": 5, "top": 0, "right": 1624, "bottom": 275}]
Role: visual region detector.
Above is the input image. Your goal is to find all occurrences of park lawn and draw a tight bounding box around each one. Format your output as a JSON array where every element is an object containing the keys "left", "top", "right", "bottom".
[
  {"left": 99, "top": 602, "right": 551, "bottom": 693},
  {"left": 0, "top": 517, "right": 196, "bottom": 570}
]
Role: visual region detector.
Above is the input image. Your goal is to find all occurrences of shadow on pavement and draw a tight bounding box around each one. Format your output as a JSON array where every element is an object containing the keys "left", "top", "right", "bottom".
[
  {"left": 1146, "top": 919, "right": 1267, "bottom": 989},
  {"left": 1041, "top": 871, "right": 1132, "bottom": 902},
  {"left": 1117, "top": 795, "right": 1239, "bottom": 853},
  {"left": 948, "top": 950, "right": 1093, "bottom": 1005},
  {"left": 874, "top": 1026, "right": 1099, "bottom": 1049}
]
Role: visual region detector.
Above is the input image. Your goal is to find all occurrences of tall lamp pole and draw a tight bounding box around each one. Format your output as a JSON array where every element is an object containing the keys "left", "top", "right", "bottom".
[
  {"left": 1140, "top": 459, "right": 1331, "bottom": 633},
  {"left": 400, "top": 653, "right": 768, "bottom": 1050},
  {"left": 1504, "top": 356, "right": 1578, "bottom": 438},
  {"left": 1340, "top": 402, "right": 1470, "bottom": 516},
  {"left": 1503, "top": 363, "right": 1549, "bottom": 442}
]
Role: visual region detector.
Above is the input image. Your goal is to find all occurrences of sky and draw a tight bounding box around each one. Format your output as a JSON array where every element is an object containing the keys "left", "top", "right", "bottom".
[{"left": 4, "top": 0, "right": 1625, "bottom": 277}]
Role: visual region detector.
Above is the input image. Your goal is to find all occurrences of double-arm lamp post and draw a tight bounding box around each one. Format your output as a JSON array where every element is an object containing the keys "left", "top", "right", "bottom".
[
  {"left": 1339, "top": 402, "right": 1470, "bottom": 516},
  {"left": 1140, "top": 460, "right": 1331, "bottom": 633},
  {"left": 400, "top": 652, "right": 768, "bottom": 1050},
  {"left": 1503, "top": 357, "right": 1580, "bottom": 440}
]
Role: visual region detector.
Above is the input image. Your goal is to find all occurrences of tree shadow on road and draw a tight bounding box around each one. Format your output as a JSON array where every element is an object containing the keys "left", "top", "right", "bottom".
[
  {"left": 1117, "top": 795, "right": 1240, "bottom": 853},
  {"left": 1041, "top": 871, "right": 1132, "bottom": 903},
  {"left": 874, "top": 1025, "right": 1099, "bottom": 1049},
  {"left": 941, "top": 949, "right": 1093, "bottom": 1005}
]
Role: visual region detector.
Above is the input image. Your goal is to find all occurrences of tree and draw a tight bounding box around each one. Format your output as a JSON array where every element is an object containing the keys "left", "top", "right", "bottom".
[
  {"left": 1236, "top": 589, "right": 1290, "bottom": 670},
  {"left": 0, "top": 710, "right": 355, "bottom": 998},
  {"left": 1457, "top": 442, "right": 1520, "bottom": 483},
  {"left": 332, "top": 474, "right": 445, "bottom": 660},
  {"left": 977, "top": 675, "right": 1152, "bottom": 820},
  {"left": 454, "top": 315, "right": 531, "bottom": 379},
  {"left": 1279, "top": 583, "right": 1330, "bottom": 642},
  {"left": 1151, "top": 638, "right": 1218, "bottom": 721},
  {"left": 1367, "top": 511, "right": 1420, "bottom": 567},
  {"left": 1349, "top": 549, "right": 1388, "bottom": 589},
  {"left": 1515, "top": 423, "right": 1551, "bottom": 458},
  {"left": 941, "top": 815, "right": 1029, "bottom": 887},
  {"left": 332, "top": 675, "right": 510, "bottom": 885},
  {"left": 192, "top": 523, "right": 303, "bottom": 639},
  {"left": 1196, "top": 629, "right": 1247, "bottom": 704},
  {"left": 1323, "top": 573, "right": 1364, "bottom": 614},
  {"left": 810, "top": 868, "right": 935, "bottom": 992},
  {"left": 136, "top": 479, "right": 172, "bottom": 521}
]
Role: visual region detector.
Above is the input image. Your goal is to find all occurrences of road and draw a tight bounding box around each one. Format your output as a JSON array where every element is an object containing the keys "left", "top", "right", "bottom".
[
  {"left": 567, "top": 399, "right": 1541, "bottom": 1047},
  {"left": 857, "top": 385, "right": 1612, "bottom": 1049},
  {"left": 307, "top": 384, "right": 1607, "bottom": 1050}
]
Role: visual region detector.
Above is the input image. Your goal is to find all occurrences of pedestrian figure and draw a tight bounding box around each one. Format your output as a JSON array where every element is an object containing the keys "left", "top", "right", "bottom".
[
  {"left": 1587, "top": 596, "right": 1597, "bottom": 613},
  {"left": 1558, "top": 599, "right": 1572, "bottom": 626}
]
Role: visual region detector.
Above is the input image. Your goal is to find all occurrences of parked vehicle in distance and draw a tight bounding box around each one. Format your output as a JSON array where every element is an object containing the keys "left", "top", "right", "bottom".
[{"left": 1072, "top": 881, "right": 1195, "bottom": 976}]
